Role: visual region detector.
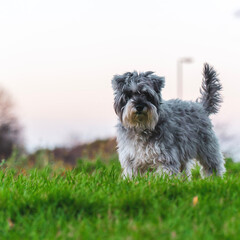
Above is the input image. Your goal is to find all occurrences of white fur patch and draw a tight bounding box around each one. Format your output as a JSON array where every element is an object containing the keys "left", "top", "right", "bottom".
[{"left": 117, "top": 127, "right": 161, "bottom": 178}]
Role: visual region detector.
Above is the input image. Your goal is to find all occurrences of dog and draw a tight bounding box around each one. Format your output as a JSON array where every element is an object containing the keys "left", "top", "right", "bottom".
[{"left": 112, "top": 63, "right": 226, "bottom": 179}]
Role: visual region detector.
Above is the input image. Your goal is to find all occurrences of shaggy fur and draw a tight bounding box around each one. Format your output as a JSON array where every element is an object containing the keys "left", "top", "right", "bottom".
[{"left": 112, "top": 63, "right": 226, "bottom": 179}]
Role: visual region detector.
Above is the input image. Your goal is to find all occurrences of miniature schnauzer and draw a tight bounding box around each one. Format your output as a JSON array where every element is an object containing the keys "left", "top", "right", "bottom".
[{"left": 112, "top": 63, "right": 226, "bottom": 179}]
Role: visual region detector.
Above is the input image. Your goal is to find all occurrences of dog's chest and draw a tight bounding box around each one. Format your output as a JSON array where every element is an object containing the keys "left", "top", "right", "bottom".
[{"left": 121, "top": 134, "right": 160, "bottom": 169}]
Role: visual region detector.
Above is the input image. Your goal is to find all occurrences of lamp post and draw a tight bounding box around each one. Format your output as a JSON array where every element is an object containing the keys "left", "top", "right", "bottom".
[
  {"left": 177, "top": 57, "right": 193, "bottom": 99},
  {"left": 235, "top": 10, "right": 240, "bottom": 17}
]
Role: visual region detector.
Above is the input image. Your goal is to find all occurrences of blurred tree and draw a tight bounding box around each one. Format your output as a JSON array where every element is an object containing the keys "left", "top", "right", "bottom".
[{"left": 0, "top": 87, "right": 23, "bottom": 159}]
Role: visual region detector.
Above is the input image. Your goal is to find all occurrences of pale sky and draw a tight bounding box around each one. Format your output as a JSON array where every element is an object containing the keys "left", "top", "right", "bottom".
[{"left": 0, "top": 0, "right": 240, "bottom": 151}]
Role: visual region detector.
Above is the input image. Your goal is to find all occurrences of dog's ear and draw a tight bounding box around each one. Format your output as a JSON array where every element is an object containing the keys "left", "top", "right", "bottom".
[
  {"left": 149, "top": 75, "right": 165, "bottom": 93},
  {"left": 112, "top": 72, "right": 133, "bottom": 92}
]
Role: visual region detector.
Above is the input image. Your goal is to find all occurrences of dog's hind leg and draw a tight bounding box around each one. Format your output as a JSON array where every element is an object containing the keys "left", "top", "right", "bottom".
[
  {"left": 180, "top": 160, "right": 195, "bottom": 180},
  {"left": 198, "top": 154, "right": 225, "bottom": 178},
  {"left": 197, "top": 136, "right": 226, "bottom": 178}
]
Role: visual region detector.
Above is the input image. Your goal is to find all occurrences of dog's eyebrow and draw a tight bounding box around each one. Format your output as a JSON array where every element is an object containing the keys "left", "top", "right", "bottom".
[
  {"left": 141, "top": 88, "right": 155, "bottom": 96},
  {"left": 123, "top": 87, "right": 134, "bottom": 95},
  {"left": 141, "top": 87, "right": 148, "bottom": 92}
]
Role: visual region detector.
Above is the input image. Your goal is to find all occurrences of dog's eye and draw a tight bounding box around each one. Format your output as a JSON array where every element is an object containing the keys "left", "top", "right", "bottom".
[
  {"left": 125, "top": 91, "right": 132, "bottom": 100},
  {"left": 144, "top": 92, "right": 153, "bottom": 101}
]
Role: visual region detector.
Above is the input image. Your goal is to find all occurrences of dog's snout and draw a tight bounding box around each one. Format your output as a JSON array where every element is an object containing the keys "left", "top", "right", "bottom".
[{"left": 136, "top": 104, "right": 144, "bottom": 113}]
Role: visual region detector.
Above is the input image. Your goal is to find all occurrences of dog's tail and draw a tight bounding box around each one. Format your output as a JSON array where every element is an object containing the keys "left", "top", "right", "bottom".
[{"left": 199, "top": 63, "right": 222, "bottom": 115}]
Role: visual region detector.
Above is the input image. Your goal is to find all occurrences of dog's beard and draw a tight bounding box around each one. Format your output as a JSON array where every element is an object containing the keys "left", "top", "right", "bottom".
[{"left": 122, "top": 100, "right": 158, "bottom": 130}]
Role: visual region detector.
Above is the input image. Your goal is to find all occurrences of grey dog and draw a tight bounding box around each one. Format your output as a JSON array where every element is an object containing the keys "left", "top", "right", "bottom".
[{"left": 112, "top": 63, "right": 226, "bottom": 179}]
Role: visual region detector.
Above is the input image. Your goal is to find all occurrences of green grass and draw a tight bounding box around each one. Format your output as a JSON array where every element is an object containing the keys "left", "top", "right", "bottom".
[{"left": 0, "top": 158, "right": 240, "bottom": 239}]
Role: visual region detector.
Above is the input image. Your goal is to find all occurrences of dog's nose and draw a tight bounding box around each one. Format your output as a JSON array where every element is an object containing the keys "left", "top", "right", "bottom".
[{"left": 136, "top": 105, "right": 144, "bottom": 113}]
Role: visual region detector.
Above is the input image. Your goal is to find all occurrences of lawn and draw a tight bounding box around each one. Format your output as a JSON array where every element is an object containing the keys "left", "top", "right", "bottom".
[{"left": 0, "top": 157, "right": 240, "bottom": 239}]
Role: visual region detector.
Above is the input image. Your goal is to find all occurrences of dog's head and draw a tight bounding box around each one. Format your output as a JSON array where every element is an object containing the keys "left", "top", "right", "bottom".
[{"left": 112, "top": 71, "right": 165, "bottom": 130}]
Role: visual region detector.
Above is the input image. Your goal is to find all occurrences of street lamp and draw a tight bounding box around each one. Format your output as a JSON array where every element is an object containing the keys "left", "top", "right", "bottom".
[
  {"left": 235, "top": 10, "right": 240, "bottom": 17},
  {"left": 177, "top": 57, "right": 193, "bottom": 99}
]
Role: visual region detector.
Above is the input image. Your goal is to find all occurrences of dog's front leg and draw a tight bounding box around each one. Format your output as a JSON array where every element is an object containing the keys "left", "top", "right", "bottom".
[
  {"left": 122, "top": 166, "right": 137, "bottom": 179},
  {"left": 119, "top": 153, "right": 137, "bottom": 179}
]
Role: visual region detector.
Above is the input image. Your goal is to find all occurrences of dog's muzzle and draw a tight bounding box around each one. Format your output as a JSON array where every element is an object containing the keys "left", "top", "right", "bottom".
[
  {"left": 122, "top": 100, "right": 158, "bottom": 130},
  {"left": 135, "top": 104, "right": 147, "bottom": 114}
]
